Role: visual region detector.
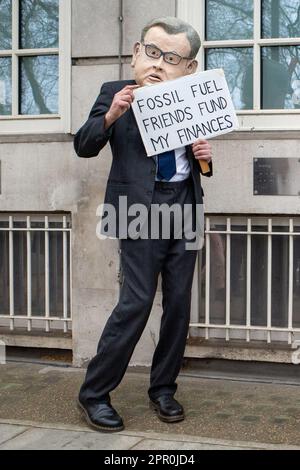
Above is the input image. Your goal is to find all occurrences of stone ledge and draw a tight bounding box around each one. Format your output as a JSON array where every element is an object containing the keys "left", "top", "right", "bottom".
[
  {"left": 0, "top": 134, "right": 74, "bottom": 144},
  {"left": 0, "top": 328, "right": 72, "bottom": 350},
  {"left": 214, "top": 130, "right": 300, "bottom": 140},
  {"left": 185, "top": 338, "right": 295, "bottom": 363}
]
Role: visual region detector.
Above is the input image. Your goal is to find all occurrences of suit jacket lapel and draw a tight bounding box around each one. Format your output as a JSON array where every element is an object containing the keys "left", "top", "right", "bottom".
[{"left": 185, "top": 145, "right": 194, "bottom": 166}]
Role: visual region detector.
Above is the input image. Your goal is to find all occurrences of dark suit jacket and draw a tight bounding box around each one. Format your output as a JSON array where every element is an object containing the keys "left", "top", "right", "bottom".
[{"left": 74, "top": 80, "right": 213, "bottom": 238}]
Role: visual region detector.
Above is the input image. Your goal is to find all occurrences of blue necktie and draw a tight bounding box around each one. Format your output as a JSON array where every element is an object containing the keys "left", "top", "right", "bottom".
[{"left": 157, "top": 150, "right": 176, "bottom": 181}]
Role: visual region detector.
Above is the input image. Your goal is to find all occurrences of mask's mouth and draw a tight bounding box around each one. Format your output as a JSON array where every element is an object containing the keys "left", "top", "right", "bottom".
[{"left": 148, "top": 73, "right": 162, "bottom": 82}]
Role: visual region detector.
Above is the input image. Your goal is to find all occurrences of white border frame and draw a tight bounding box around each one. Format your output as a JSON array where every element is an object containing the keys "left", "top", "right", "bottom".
[
  {"left": 177, "top": 0, "right": 300, "bottom": 131},
  {"left": 0, "top": 0, "right": 71, "bottom": 135}
]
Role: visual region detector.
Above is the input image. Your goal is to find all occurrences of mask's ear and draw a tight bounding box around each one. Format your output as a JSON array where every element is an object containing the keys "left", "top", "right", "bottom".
[
  {"left": 131, "top": 42, "right": 141, "bottom": 67},
  {"left": 186, "top": 59, "right": 198, "bottom": 74}
]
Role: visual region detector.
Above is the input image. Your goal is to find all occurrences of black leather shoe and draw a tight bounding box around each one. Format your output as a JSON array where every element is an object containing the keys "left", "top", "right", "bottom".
[
  {"left": 77, "top": 398, "right": 124, "bottom": 432},
  {"left": 149, "top": 395, "right": 185, "bottom": 423}
]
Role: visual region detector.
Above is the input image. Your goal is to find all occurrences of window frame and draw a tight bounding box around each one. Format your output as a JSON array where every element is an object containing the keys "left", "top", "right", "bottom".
[
  {"left": 177, "top": 0, "right": 300, "bottom": 131},
  {"left": 0, "top": 0, "right": 71, "bottom": 135}
]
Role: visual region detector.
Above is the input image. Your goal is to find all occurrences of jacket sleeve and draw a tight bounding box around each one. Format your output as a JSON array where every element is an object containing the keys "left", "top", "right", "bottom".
[{"left": 74, "top": 82, "right": 114, "bottom": 158}]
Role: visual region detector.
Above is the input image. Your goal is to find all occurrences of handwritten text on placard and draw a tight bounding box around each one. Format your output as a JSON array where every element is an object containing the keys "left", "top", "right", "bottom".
[{"left": 131, "top": 69, "right": 239, "bottom": 157}]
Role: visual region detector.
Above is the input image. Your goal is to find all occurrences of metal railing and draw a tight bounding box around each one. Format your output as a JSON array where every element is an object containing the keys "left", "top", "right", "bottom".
[
  {"left": 191, "top": 216, "right": 300, "bottom": 345},
  {"left": 0, "top": 214, "right": 72, "bottom": 333}
]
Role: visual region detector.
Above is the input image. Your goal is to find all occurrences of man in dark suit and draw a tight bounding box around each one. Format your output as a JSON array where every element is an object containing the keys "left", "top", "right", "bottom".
[{"left": 74, "top": 16, "right": 213, "bottom": 433}]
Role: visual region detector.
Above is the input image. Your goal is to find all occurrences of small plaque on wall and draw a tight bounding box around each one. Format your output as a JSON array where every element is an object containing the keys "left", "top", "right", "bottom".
[{"left": 254, "top": 158, "right": 300, "bottom": 196}]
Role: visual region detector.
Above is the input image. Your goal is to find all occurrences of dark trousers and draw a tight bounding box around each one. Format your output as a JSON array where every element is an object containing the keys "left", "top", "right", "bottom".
[{"left": 79, "top": 177, "right": 198, "bottom": 404}]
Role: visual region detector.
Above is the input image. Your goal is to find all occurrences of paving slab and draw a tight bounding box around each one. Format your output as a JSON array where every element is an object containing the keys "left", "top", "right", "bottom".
[
  {"left": 0, "top": 427, "right": 142, "bottom": 451},
  {"left": 130, "top": 439, "right": 248, "bottom": 450},
  {"left": 0, "top": 424, "right": 28, "bottom": 446},
  {"left": 1, "top": 422, "right": 300, "bottom": 450}
]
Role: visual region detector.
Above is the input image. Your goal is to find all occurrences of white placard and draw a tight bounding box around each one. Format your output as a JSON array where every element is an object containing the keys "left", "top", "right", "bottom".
[{"left": 131, "top": 69, "right": 239, "bottom": 157}]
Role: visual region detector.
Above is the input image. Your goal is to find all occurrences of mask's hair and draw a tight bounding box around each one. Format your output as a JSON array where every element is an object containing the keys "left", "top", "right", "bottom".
[{"left": 141, "top": 16, "right": 201, "bottom": 58}]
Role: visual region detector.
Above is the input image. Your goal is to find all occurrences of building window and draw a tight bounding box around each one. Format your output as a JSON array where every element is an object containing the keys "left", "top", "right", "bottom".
[
  {"left": 0, "top": 0, "right": 71, "bottom": 134},
  {"left": 177, "top": 0, "right": 300, "bottom": 130},
  {"left": 190, "top": 215, "right": 300, "bottom": 346},
  {"left": 0, "top": 214, "right": 72, "bottom": 333}
]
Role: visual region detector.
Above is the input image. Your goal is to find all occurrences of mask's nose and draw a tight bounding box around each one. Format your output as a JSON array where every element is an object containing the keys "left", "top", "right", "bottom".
[{"left": 153, "top": 55, "right": 164, "bottom": 70}]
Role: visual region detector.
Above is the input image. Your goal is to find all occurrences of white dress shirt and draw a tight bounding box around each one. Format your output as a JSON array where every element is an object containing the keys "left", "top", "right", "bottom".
[{"left": 154, "top": 147, "right": 190, "bottom": 182}]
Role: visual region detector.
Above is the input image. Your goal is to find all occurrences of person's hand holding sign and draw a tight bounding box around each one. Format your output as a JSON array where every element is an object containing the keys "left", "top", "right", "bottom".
[
  {"left": 192, "top": 139, "right": 212, "bottom": 174},
  {"left": 105, "top": 85, "right": 139, "bottom": 130}
]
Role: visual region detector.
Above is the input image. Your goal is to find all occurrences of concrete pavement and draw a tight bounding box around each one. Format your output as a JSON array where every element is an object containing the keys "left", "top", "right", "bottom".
[
  {"left": 1, "top": 420, "right": 299, "bottom": 450},
  {"left": 1, "top": 361, "right": 300, "bottom": 450}
]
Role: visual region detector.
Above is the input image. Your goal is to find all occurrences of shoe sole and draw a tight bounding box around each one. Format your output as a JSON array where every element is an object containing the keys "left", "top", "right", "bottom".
[
  {"left": 149, "top": 400, "right": 185, "bottom": 423},
  {"left": 77, "top": 400, "right": 125, "bottom": 433}
]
